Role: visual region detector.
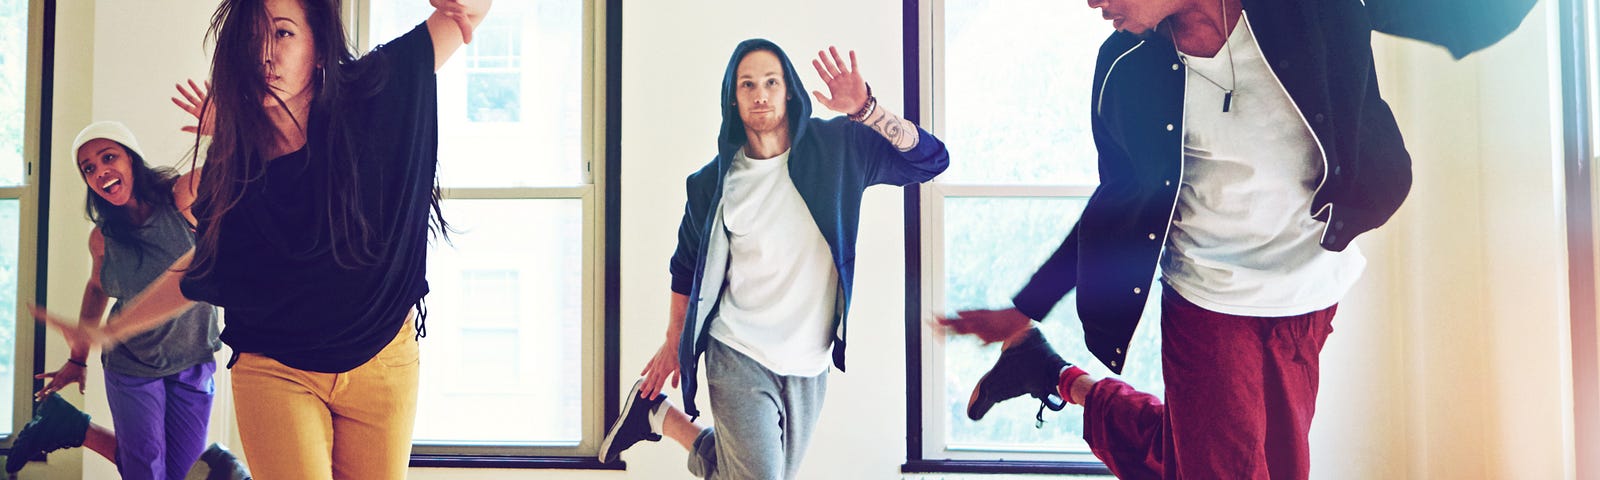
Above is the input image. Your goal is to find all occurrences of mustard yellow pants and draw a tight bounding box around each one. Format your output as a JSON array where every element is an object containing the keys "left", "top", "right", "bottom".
[{"left": 230, "top": 321, "right": 419, "bottom": 480}]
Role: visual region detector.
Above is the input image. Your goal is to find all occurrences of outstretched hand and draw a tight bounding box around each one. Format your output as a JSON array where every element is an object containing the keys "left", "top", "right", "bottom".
[
  {"left": 29, "top": 304, "right": 116, "bottom": 351},
  {"left": 934, "top": 308, "right": 1035, "bottom": 345},
  {"left": 811, "top": 46, "right": 869, "bottom": 115},
  {"left": 171, "top": 79, "right": 213, "bottom": 136}
]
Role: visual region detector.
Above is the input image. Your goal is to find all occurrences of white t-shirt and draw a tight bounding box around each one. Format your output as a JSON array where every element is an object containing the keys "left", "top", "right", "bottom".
[
  {"left": 1160, "top": 11, "right": 1367, "bottom": 317},
  {"left": 709, "top": 148, "right": 838, "bottom": 376}
]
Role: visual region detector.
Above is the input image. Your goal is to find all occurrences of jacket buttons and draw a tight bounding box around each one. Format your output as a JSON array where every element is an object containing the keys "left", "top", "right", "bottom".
[
  {"left": 1133, "top": 287, "right": 1142, "bottom": 294},
  {"left": 1171, "top": 63, "right": 1180, "bottom": 71},
  {"left": 1334, "top": 220, "right": 1345, "bottom": 230},
  {"left": 1165, "top": 180, "right": 1172, "bottom": 186},
  {"left": 1314, "top": 113, "right": 1326, "bottom": 123},
  {"left": 1333, "top": 165, "right": 1342, "bottom": 176},
  {"left": 1115, "top": 348, "right": 1123, "bottom": 354},
  {"left": 1110, "top": 360, "right": 1119, "bottom": 368},
  {"left": 1148, "top": 233, "right": 1157, "bottom": 240},
  {"left": 1166, "top": 124, "right": 1174, "bottom": 131}
]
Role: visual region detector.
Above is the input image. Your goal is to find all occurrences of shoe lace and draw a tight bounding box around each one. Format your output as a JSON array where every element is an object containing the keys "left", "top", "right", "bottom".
[{"left": 1034, "top": 401, "right": 1048, "bottom": 429}]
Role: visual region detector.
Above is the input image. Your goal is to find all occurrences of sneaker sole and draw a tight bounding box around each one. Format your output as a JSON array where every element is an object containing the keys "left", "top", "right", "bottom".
[{"left": 598, "top": 377, "right": 648, "bottom": 463}]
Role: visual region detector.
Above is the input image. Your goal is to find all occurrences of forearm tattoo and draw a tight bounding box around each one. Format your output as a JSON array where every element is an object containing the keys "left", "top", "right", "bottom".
[{"left": 861, "top": 103, "right": 919, "bottom": 152}]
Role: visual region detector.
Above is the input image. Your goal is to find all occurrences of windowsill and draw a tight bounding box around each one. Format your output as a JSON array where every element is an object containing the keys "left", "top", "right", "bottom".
[
  {"left": 409, "top": 454, "right": 624, "bottom": 470},
  {"left": 901, "top": 459, "right": 1112, "bottom": 475}
]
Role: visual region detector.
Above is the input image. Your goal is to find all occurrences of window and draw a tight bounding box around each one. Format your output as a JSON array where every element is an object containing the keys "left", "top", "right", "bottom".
[
  {"left": 908, "top": 0, "right": 1161, "bottom": 472},
  {"left": 0, "top": 0, "right": 38, "bottom": 442},
  {"left": 361, "top": 0, "right": 612, "bottom": 464}
]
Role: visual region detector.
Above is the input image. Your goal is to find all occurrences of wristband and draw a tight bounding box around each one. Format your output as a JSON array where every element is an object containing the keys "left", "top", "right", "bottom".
[
  {"left": 67, "top": 358, "right": 87, "bottom": 368},
  {"left": 848, "top": 83, "right": 877, "bottom": 122}
]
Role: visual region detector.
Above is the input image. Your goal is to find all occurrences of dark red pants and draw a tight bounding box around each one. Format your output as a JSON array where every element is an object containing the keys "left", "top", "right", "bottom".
[{"left": 1073, "top": 287, "right": 1337, "bottom": 480}]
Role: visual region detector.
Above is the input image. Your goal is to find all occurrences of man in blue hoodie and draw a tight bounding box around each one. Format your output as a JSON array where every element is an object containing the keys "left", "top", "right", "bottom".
[{"left": 598, "top": 39, "right": 948, "bottom": 478}]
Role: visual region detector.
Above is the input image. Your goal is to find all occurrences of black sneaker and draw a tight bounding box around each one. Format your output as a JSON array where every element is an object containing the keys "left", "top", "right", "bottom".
[
  {"left": 966, "top": 327, "right": 1070, "bottom": 422},
  {"left": 6, "top": 393, "right": 90, "bottom": 473},
  {"left": 598, "top": 378, "right": 665, "bottom": 464},
  {"left": 198, "top": 442, "right": 252, "bottom": 480}
]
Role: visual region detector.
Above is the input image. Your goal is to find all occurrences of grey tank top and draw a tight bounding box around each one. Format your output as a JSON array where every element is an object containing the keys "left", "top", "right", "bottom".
[{"left": 100, "top": 205, "right": 221, "bottom": 377}]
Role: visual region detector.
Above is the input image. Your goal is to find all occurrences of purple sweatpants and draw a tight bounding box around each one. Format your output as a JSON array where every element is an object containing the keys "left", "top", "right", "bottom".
[
  {"left": 103, "top": 361, "right": 216, "bottom": 480},
  {"left": 1078, "top": 287, "right": 1336, "bottom": 480}
]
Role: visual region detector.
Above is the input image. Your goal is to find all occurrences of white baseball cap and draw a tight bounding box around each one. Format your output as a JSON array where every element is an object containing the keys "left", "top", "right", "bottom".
[{"left": 71, "top": 121, "right": 145, "bottom": 161}]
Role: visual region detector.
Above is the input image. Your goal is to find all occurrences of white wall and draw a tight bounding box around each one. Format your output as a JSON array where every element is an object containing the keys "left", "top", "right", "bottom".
[
  {"left": 1317, "top": 0, "right": 1574, "bottom": 478},
  {"left": 31, "top": 0, "right": 1581, "bottom": 479}
]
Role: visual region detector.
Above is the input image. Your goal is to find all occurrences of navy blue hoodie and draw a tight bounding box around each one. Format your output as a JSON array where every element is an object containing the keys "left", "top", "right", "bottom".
[{"left": 668, "top": 39, "right": 949, "bottom": 417}]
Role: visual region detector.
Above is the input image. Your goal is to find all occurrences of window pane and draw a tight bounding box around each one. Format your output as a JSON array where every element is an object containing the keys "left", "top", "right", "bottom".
[
  {"left": 0, "top": 0, "right": 27, "bottom": 187},
  {"left": 371, "top": 0, "right": 584, "bottom": 188},
  {"left": 415, "top": 199, "right": 584, "bottom": 445},
  {"left": 0, "top": 199, "right": 17, "bottom": 435},
  {"left": 938, "top": 0, "right": 1109, "bottom": 186},
  {"left": 942, "top": 197, "right": 1160, "bottom": 452},
  {"left": 467, "top": 71, "right": 521, "bottom": 123}
]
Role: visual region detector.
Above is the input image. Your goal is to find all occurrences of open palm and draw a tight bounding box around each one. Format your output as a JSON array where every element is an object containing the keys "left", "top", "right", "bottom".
[{"left": 811, "top": 46, "right": 869, "bottom": 115}]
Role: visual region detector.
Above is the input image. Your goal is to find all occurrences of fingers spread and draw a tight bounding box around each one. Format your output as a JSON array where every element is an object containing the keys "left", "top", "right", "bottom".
[
  {"left": 817, "top": 50, "right": 841, "bottom": 78},
  {"left": 829, "top": 46, "right": 847, "bottom": 75},
  {"left": 812, "top": 59, "right": 833, "bottom": 84}
]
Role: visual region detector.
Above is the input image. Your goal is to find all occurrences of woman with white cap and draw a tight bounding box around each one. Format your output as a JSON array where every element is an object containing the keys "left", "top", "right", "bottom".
[{"left": 6, "top": 84, "right": 249, "bottom": 480}]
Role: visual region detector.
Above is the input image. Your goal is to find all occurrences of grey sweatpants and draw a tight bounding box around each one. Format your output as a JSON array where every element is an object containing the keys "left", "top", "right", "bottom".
[{"left": 688, "top": 338, "right": 829, "bottom": 480}]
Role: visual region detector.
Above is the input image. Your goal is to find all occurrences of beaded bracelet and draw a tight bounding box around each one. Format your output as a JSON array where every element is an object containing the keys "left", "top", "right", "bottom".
[{"left": 848, "top": 83, "right": 877, "bottom": 122}]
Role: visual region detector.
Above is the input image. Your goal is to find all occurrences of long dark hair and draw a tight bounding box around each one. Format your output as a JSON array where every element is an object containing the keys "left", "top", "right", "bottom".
[
  {"left": 84, "top": 144, "right": 180, "bottom": 265},
  {"left": 188, "top": 0, "right": 447, "bottom": 278}
]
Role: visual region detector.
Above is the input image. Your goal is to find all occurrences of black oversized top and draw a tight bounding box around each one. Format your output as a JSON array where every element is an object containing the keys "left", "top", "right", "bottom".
[{"left": 181, "top": 23, "right": 438, "bottom": 373}]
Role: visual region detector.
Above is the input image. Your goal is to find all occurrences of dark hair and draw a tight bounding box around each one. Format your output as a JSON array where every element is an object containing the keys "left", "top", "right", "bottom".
[
  {"left": 83, "top": 144, "right": 180, "bottom": 266},
  {"left": 189, "top": 0, "right": 447, "bottom": 278}
]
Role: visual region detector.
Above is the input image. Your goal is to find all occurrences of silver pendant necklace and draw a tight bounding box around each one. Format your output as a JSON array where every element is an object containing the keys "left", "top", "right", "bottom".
[{"left": 1173, "top": 0, "right": 1237, "bottom": 113}]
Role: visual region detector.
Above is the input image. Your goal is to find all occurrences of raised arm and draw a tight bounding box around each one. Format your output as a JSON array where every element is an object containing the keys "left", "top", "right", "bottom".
[
  {"left": 171, "top": 78, "right": 210, "bottom": 226},
  {"left": 425, "top": 0, "right": 493, "bottom": 71},
  {"left": 811, "top": 46, "right": 919, "bottom": 151},
  {"left": 810, "top": 46, "right": 949, "bottom": 186}
]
